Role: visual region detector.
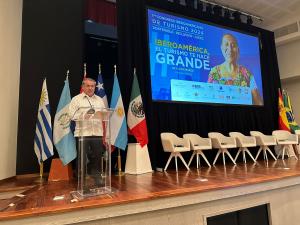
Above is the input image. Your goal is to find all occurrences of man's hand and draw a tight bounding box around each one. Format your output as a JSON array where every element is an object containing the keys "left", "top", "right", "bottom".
[{"left": 84, "top": 113, "right": 93, "bottom": 119}]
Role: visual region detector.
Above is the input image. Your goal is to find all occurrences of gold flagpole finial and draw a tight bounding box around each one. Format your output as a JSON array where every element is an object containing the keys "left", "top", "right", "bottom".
[
  {"left": 84, "top": 63, "right": 87, "bottom": 75},
  {"left": 99, "top": 64, "right": 101, "bottom": 74}
]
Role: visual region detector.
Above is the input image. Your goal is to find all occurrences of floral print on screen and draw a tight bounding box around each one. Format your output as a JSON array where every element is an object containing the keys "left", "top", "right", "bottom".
[{"left": 208, "top": 65, "right": 253, "bottom": 87}]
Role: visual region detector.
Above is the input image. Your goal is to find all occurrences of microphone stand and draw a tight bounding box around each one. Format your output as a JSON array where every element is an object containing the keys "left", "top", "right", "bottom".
[
  {"left": 70, "top": 95, "right": 95, "bottom": 121},
  {"left": 85, "top": 96, "right": 96, "bottom": 115}
]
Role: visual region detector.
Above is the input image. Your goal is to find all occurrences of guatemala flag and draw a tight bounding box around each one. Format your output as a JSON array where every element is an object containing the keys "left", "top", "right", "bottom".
[
  {"left": 53, "top": 76, "right": 77, "bottom": 165},
  {"left": 96, "top": 70, "right": 108, "bottom": 108},
  {"left": 110, "top": 72, "right": 128, "bottom": 150},
  {"left": 34, "top": 79, "right": 54, "bottom": 163}
]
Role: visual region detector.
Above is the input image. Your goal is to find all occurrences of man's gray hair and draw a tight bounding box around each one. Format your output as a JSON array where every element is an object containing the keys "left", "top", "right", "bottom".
[{"left": 82, "top": 78, "right": 96, "bottom": 85}]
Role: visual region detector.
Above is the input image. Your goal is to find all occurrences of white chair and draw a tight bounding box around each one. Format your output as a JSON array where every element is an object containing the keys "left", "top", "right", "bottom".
[
  {"left": 250, "top": 131, "right": 277, "bottom": 161},
  {"left": 208, "top": 132, "right": 237, "bottom": 165},
  {"left": 160, "top": 133, "right": 190, "bottom": 172},
  {"left": 229, "top": 132, "right": 256, "bottom": 163},
  {"left": 183, "top": 134, "right": 212, "bottom": 168},
  {"left": 272, "top": 130, "right": 298, "bottom": 160},
  {"left": 294, "top": 130, "right": 300, "bottom": 154},
  {"left": 295, "top": 130, "right": 300, "bottom": 138}
]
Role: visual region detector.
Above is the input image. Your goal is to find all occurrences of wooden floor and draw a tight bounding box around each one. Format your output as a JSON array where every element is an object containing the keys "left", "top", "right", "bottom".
[{"left": 1, "top": 159, "right": 300, "bottom": 221}]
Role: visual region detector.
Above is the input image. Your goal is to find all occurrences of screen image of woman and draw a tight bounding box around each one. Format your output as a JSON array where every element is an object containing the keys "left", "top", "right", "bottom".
[{"left": 207, "top": 34, "right": 263, "bottom": 105}]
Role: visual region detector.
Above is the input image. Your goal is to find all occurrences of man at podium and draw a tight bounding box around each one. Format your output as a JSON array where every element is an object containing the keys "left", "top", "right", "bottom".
[{"left": 69, "top": 78, "right": 106, "bottom": 187}]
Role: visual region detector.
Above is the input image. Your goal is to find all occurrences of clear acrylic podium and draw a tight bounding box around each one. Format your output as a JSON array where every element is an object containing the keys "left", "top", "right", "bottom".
[{"left": 71, "top": 107, "right": 114, "bottom": 199}]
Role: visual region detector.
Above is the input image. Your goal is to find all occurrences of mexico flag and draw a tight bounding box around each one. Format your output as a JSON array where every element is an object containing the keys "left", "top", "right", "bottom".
[{"left": 127, "top": 70, "right": 148, "bottom": 147}]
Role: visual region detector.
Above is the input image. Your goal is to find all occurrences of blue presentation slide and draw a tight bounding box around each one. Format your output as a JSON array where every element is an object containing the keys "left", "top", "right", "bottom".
[{"left": 147, "top": 8, "right": 263, "bottom": 106}]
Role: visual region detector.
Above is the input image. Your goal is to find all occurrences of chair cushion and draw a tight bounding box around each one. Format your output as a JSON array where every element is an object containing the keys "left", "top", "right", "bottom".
[
  {"left": 220, "top": 143, "right": 236, "bottom": 148},
  {"left": 239, "top": 143, "right": 256, "bottom": 148},
  {"left": 193, "top": 145, "right": 212, "bottom": 150},
  {"left": 262, "top": 142, "right": 276, "bottom": 146},
  {"left": 278, "top": 140, "right": 298, "bottom": 145},
  {"left": 173, "top": 147, "right": 190, "bottom": 152}
]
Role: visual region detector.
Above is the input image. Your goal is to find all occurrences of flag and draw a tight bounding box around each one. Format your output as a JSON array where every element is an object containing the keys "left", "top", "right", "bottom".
[
  {"left": 95, "top": 69, "right": 113, "bottom": 150},
  {"left": 278, "top": 89, "right": 290, "bottom": 131},
  {"left": 283, "top": 90, "right": 300, "bottom": 132},
  {"left": 127, "top": 70, "right": 148, "bottom": 147},
  {"left": 34, "top": 79, "right": 54, "bottom": 163},
  {"left": 110, "top": 72, "right": 128, "bottom": 150},
  {"left": 96, "top": 72, "right": 108, "bottom": 108},
  {"left": 53, "top": 77, "right": 77, "bottom": 165}
]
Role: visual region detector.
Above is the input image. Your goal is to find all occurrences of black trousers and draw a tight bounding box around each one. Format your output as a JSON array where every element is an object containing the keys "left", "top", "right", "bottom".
[{"left": 76, "top": 136, "right": 105, "bottom": 189}]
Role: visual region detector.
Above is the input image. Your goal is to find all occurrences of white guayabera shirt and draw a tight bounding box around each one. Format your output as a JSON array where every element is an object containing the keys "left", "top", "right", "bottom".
[{"left": 69, "top": 93, "right": 106, "bottom": 137}]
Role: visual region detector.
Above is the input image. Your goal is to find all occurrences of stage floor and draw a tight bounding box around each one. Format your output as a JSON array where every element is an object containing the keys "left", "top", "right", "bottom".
[{"left": 1, "top": 159, "right": 300, "bottom": 221}]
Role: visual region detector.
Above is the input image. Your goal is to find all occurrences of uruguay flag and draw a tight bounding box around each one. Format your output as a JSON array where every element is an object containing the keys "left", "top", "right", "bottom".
[
  {"left": 96, "top": 70, "right": 108, "bottom": 108},
  {"left": 53, "top": 77, "right": 77, "bottom": 165},
  {"left": 110, "top": 72, "right": 128, "bottom": 150},
  {"left": 34, "top": 79, "right": 54, "bottom": 163}
]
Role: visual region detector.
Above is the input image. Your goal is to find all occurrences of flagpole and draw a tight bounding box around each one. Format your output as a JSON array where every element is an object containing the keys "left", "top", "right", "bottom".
[
  {"left": 112, "top": 64, "right": 126, "bottom": 176},
  {"left": 115, "top": 148, "right": 124, "bottom": 176},
  {"left": 99, "top": 63, "right": 101, "bottom": 74},
  {"left": 39, "top": 160, "right": 44, "bottom": 178},
  {"left": 34, "top": 78, "right": 53, "bottom": 183},
  {"left": 35, "top": 159, "right": 45, "bottom": 183},
  {"left": 115, "top": 64, "right": 122, "bottom": 176},
  {"left": 118, "top": 149, "right": 122, "bottom": 173}
]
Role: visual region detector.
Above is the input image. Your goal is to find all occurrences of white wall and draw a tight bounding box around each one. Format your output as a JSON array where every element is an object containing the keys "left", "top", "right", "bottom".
[
  {"left": 277, "top": 39, "right": 300, "bottom": 79},
  {"left": 0, "top": 0, "right": 23, "bottom": 180},
  {"left": 277, "top": 39, "right": 300, "bottom": 125}
]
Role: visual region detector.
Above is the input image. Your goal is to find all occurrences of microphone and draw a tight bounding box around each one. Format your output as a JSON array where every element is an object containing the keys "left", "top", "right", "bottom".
[{"left": 85, "top": 96, "right": 95, "bottom": 114}]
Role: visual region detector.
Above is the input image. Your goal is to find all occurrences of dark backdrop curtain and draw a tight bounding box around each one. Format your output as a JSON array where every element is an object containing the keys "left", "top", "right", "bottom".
[
  {"left": 17, "top": 0, "right": 84, "bottom": 174},
  {"left": 85, "top": 0, "right": 117, "bottom": 26},
  {"left": 117, "top": 0, "right": 281, "bottom": 168}
]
